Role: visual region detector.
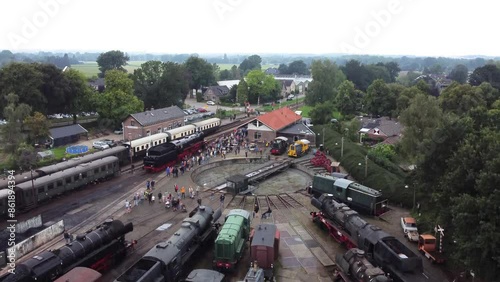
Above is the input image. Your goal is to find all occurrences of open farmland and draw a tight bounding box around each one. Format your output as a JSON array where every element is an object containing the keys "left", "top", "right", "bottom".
[{"left": 71, "top": 61, "right": 146, "bottom": 77}]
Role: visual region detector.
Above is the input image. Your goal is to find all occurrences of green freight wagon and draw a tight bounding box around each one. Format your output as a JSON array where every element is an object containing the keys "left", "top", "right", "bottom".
[
  {"left": 309, "top": 174, "right": 388, "bottom": 215},
  {"left": 213, "top": 209, "right": 251, "bottom": 271}
]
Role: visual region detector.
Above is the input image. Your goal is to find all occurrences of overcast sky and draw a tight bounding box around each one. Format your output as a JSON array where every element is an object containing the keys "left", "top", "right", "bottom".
[{"left": 0, "top": 0, "right": 497, "bottom": 57}]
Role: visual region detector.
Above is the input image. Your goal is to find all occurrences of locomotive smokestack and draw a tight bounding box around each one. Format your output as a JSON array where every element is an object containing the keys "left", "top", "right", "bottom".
[{"left": 311, "top": 197, "right": 323, "bottom": 210}]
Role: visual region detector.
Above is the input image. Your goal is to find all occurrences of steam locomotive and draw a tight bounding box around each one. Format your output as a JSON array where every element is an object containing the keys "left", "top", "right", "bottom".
[
  {"left": 0, "top": 219, "right": 133, "bottom": 282},
  {"left": 115, "top": 206, "right": 222, "bottom": 282},
  {"left": 334, "top": 248, "right": 392, "bottom": 282},
  {"left": 143, "top": 132, "right": 205, "bottom": 172},
  {"left": 311, "top": 194, "right": 433, "bottom": 282}
]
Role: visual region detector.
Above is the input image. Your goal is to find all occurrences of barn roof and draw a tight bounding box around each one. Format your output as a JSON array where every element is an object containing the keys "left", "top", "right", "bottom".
[
  {"left": 130, "top": 106, "right": 185, "bottom": 126},
  {"left": 49, "top": 124, "right": 88, "bottom": 139}
]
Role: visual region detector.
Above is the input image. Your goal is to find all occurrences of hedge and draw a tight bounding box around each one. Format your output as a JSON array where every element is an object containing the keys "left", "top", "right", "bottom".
[{"left": 316, "top": 125, "right": 412, "bottom": 207}]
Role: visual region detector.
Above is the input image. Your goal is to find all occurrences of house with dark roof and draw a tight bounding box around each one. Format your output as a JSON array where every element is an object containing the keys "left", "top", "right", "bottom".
[
  {"left": 247, "top": 107, "right": 302, "bottom": 143},
  {"left": 280, "top": 80, "right": 295, "bottom": 96},
  {"left": 203, "top": 86, "right": 230, "bottom": 102},
  {"left": 89, "top": 78, "right": 105, "bottom": 92},
  {"left": 265, "top": 68, "right": 279, "bottom": 75},
  {"left": 357, "top": 116, "right": 403, "bottom": 145},
  {"left": 122, "top": 106, "right": 186, "bottom": 140},
  {"left": 48, "top": 124, "right": 88, "bottom": 147}
]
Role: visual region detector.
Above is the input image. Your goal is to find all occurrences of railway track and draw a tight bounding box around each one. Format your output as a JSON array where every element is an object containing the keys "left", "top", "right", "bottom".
[
  {"left": 278, "top": 193, "right": 305, "bottom": 209},
  {"left": 205, "top": 117, "right": 254, "bottom": 142}
]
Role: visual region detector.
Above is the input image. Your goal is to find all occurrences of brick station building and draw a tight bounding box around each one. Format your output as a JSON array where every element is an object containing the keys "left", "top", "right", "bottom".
[{"left": 122, "top": 106, "right": 185, "bottom": 141}]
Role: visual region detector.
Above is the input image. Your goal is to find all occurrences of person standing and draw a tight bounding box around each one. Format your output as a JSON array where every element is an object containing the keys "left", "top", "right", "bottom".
[
  {"left": 219, "top": 193, "right": 225, "bottom": 207},
  {"left": 181, "top": 186, "right": 186, "bottom": 199},
  {"left": 134, "top": 193, "right": 139, "bottom": 207},
  {"left": 64, "top": 230, "right": 71, "bottom": 244},
  {"left": 253, "top": 204, "right": 259, "bottom": 218},
  {"left": 151, "top": 180, "right": 155, "bottom": 190},
  {"left": 174, "top": 183, "right": 179, "bottom": 194},
  {"left": 197, "top": 197, "right": 202, "bottom": 206},
  {"left": 125, "top": 199, "right": 131, "bottom": 213},
  {"left": 146, "top": 180, "right": 150, "bottom": 190},
  {"left": 188, "top": 186, "right": 194, "bottom": 199},
  {"left": 196, "top": 186, "right": 200, "bottom": 197},
  {"left": 158, "top": 191, "right": 163, "bottom": 203}
]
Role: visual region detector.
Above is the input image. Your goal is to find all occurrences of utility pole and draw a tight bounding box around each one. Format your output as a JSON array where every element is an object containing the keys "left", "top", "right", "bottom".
[
  {"left": 30, "top": 167, "right": 36, "bottom": 207},
  {"left": 322, "top": 127, "right": 325, "bottom": 145},
  {"left": 341, "top": 136, "right": 344, "bottom": 158},
  {"left": 364, "top": 155, "right": 368, "bottom": 178},
  {"left": 129, "top": 134, "right": 133, "bottom": 174}
]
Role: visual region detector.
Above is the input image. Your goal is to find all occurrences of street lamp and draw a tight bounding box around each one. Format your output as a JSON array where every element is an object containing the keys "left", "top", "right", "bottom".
[
  {"left": 405, "top": 185, "right": 416, "bottom": 210},
  {"left": 358, "top": 155, "right": 368, "bottom": 179}
]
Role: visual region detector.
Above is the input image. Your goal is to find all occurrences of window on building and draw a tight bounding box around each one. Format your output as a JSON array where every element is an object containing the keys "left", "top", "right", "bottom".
[
  {"left": 158, "top": 127, "right": 161, "bottom": 133},
  {"left": 66, "top": 177, "right": 71, "bottom": 184},
  {"left": 254, "top": 132, "right": 262, "bottom": 140},
  {"left": 146, "top": 130, "right": 151, "bottom": 136},
  {"left": 48, "top": 184, "right": 54, "bottom": 190},
  {"left": 131, "top": 121, "right": 135, "bottom": 126},
  {"left": 94, "top": 168, "right": 99, "bottom": 174},
  {"left": 38, "top": 187, "right": 45, "bottom": 194},
  {"left": 82, "top": 172, "right": 87, "bottom": 179},
  {"left": 57, "top": 180, "right": 63, "bottom": 187}
]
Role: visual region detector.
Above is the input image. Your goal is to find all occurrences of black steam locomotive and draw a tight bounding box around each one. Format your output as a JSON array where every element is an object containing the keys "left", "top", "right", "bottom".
[
  {"left": 334, "top": 248, "right": 392, "bottom": 282},
  {"left": 143, "top": 132, "right": 205, "bottom": 173},
  {"left": 311, "top": 194, "right": 432, "bottom": 282},
  {"left": 0, "top": 219, "right": 133, "bottom": 282},
  {"left": 115, "top": 206, "right": 221, "bottom": 282}
]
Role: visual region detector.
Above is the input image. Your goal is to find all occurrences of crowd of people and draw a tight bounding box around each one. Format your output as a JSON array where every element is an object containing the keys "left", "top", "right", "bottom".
[{"left": 123, "top": 127, "right": 272, "bottom": 217}]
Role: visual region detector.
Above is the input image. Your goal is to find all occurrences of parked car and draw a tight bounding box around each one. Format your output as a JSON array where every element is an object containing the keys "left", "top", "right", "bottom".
[
  {"left": 197, "top": 108, "right": 207, "bottom": 113},
  {"left": 92, "top": 141, "right": 109, "bottom": 150},
  {"left": 401, "top": 217, "right": 419, "bottom": 242},
  {"left": 207, "top": 101, "right": 216, "bottom": 105},
  {"left": 100, "top": 139, "right": 117, "bottom": 147}
]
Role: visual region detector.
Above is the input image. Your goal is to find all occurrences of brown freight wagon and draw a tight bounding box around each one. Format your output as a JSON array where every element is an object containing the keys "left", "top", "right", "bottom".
[
  {"left": 54, "top": 267, "right": 102, "bottom": 282},
  {"left": 250, "top": 224, "right": 280, "bottom": 280}
]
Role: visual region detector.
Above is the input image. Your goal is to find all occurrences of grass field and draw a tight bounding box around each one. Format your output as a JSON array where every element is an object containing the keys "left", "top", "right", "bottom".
[{"left": 72, "top": 61, "right": 278, "bottom": 78}]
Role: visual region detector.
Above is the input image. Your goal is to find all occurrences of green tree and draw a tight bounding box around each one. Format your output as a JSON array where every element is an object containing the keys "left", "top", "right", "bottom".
[
  {"left": 245, "top": 70, "right": 280, "bottom": 104},
  {"left": 364, "top": 79, "right": 396, "bottom": 117},
  {"left": 340, "top": 60, "right": 371, "bottom": 91},
  {"left": 399, "top": 93, "right": 443, "bottom": 161},
  {"left": 219, "top": 69, "right": 232, "bottom": 80},
  {"left": 0, "top": 62, "right": 44, "bottom": 115},
  {"left": 15, "top": 142, "right": 38, "bottom": 171},
  {"left": 96, "top": 50, "right": 129, "bottom": 78},
  {"left": 24, "top": 111, "right": 50, "bottom": 143},
  {"left": 439, "top": 82, "right": 486, "bottom": 115},
  {"left": 449, "top": 64, "right": 468, "bottom": 84},
  {"left": 239, "top": 55, "right": 262, "bottom": 76},
  {"left": 63, "top": 69, "right": 94, "bottom": 123},
  {"left": 306, "top": 59, "right": 345, "bottom": 105},
  {"left": 368, "top": 143, "right": 396, "bottom": 160},
  {"left": 2, "top": 93, "right": 32, "bottom": 152},
  {"left": 133, "top": 61, "right": 189, "bottom": 109},
  {"left": 287, "top": 60, "right": 309, "bottom": 75},
  {"left": 335, "top": 80, "right": 357, "bottom": 116},
  {"left": 469, "top": 64, "right": 500, "bottom": 89},
  {"left": 236, "top": 79, "right": 248, "bottom": 104},
  {"left": 395, "top": 86, "right": 424, "bottom": 116},
  {"left": 230, "top": 65, "right": 240, "bottom": 80},
  {"left": 309, "top": 102, "right": 334, "bottom": 125},
  {"left": 95, "top": 70, "right": 144, "bottom": 128},
  {"left": 184, "top": 56, "right": 216, "bottom": 90}
]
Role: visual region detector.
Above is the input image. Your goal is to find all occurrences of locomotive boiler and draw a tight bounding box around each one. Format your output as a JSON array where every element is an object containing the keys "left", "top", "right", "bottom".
[
  {"left": 1, "top": 219, "right": 133, "bottom": 282},
  {"left": 115, "top": 206, "right": 221, "bottom": 282},
  {"left": 334, "top": 248, "right": 392, "bottom": 282}
]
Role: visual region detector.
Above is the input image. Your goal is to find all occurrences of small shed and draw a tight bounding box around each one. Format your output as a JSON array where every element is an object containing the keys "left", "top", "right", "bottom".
[
  {"left": 225, "top": 174, "right": 249, "bottom": 195},
  {"left": 48, "top": 124, "right": 88, "bottom": 147}
]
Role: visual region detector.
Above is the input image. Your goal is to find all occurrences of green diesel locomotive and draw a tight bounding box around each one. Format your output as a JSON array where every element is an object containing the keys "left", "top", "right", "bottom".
[
  {"left": 213, "top": 209, "right": 251, "bottom": 271},
  {"left": 308, "top": 174, "right": 388, "bottom": 216}
]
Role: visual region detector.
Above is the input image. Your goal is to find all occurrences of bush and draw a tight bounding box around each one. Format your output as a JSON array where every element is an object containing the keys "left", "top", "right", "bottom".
[{"left": 318, "top": 125, "right": 411, "bottom": 207}]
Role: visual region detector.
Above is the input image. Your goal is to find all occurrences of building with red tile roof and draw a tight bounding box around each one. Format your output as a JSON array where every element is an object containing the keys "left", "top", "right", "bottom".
[{"left": 247, "top": 107, "right": 315, "bottom": 144}]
